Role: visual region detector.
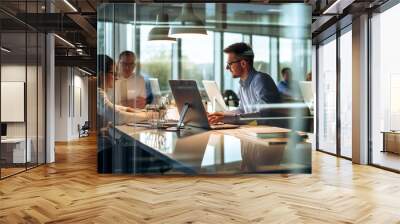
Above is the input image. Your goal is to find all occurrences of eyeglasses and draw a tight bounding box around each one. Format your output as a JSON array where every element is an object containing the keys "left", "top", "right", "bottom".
[
  {"left": 120, "top": 62, "right": 136, "bottom": 67},
  {"left": 225, "top": 60, "right": 242, "bottom": 70}
]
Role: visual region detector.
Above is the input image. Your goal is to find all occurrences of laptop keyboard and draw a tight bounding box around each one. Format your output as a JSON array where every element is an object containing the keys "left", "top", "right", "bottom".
[{"left": 210, "top": 123, "right": 238, "bottom": 129}]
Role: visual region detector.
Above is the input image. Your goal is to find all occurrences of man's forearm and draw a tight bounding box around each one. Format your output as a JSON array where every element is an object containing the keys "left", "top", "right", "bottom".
[{"left": 222, "top": 112, "right": 261, "bottom": 124}]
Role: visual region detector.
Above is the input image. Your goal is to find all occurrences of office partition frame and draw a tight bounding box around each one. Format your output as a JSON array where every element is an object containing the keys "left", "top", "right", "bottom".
[
  {"left": 0, "top": 1, "right": 48, "bottom": 180},
  {"left": 314, "top": 22, "right": 353, "bottom": 161},
  {"left": 97, "top": 2, "right": 313, "bottom": 175}
]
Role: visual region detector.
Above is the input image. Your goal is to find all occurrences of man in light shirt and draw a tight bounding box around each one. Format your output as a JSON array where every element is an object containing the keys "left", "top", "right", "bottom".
[{"left": 115, "top": 51, "right": 152, "bottom": 109}]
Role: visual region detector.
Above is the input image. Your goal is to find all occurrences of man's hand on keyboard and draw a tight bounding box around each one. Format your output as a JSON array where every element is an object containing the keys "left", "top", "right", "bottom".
[{"left": 208, "top": 112, "right": 224, "bottom": 124}]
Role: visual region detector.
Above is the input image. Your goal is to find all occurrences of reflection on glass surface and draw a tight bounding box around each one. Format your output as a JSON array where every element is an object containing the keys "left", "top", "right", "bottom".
[
  {"left": 140, "top": 25, "right": 173, "bottom": 92},
  {"left": 223, "top": 135, "right": 242, "bottom": 163},
  {"left": 97, "top": 3, "right": 312, "bottom": 174},
  {"left": 124, "top": 127, "right": 311, "bottom": 174}
]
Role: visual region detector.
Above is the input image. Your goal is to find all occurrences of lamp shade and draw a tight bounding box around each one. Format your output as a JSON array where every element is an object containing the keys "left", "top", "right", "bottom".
[
  {"left": 148, "top": 14, "right": 176, "bottom": 42},
  {"left": 168, "top": 3, "right": 207, "bottom": 38}
]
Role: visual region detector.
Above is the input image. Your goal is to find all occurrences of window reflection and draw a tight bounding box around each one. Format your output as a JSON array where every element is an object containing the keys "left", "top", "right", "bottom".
[
  {"left": 140, "top": 25, "right": 173, "bottom": 92},
  {"left": 181, "top": 31, "right": 214, "bottom": 88}
]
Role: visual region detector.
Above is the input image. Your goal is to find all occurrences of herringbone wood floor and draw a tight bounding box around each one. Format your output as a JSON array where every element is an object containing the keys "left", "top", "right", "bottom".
[{"left": 1, "top": 135, "right": 400, "bottom": 224}]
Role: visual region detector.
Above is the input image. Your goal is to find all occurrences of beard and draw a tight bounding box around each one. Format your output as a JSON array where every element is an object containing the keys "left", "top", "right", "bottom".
[{"left": 231, "top": 72, "right": 241, "bottom": 78}]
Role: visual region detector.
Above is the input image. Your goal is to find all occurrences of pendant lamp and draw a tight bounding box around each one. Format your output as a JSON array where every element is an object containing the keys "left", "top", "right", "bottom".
[{"left": 168, "top": 3, "right": 207, "bottom": 38}]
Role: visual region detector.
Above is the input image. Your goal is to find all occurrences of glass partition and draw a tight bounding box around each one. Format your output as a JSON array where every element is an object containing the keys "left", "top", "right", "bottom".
[
  {"left": 0, "top": 1, "right": 46, "bottom": 179},
  {"left": 97, "top": 3, "right": 312, "bottom": 175},
  {"left": 0, "top": 31, "right": 27, "bottom": 177}
]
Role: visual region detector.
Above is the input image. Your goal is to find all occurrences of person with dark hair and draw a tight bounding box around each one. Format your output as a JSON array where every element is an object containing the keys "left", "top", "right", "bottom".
[
  {"left": 115, "top": 51, "right": 153, "bottom": 109},
  {"left": 306, "top": 72, "right": 312, "bottom": 81},
  {"left": 277, "top": 67, "right": 301, "bottom": 100},
  {"left": 97, "top": 54, "right": 148, "bottom": 125},
  {"left": 97, "top": 54, "right": 151, "bottom": 173},
  {"left": 208, "top": 42, "right": 281, "bottom": 124}
]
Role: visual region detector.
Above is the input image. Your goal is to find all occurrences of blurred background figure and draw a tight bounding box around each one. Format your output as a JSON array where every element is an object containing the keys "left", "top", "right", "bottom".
[
  {"left": 306, "top": 72, "right": 312, "bottom": 81},
  {"left": 277, "top": 67, "right": 301, "bottom": 101}
]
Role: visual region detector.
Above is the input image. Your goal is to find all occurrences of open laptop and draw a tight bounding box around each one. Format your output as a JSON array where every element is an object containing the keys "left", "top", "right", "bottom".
[
  {"left": 169, "top": 80, "right": 238, "bottom": 130},
  {"left": 299, "top": 81, "right": 313, "bottom": 103},
  {"left": 149, "top": 78, "right": 161, "bottom": 96},
  {"left": 299, "top": 81, "right": 314, "bottom": 114},
  {"left": 202, "top": 80, "right": 228, "bottom": 112}
]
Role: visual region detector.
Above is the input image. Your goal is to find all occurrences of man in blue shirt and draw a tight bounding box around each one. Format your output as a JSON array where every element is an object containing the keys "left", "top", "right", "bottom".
[
  {"left": 277, "top": 67, "right": 301, "bottom": 101},
  {"left": 208, "top": 42, "right": 281, "bottom": 124}
]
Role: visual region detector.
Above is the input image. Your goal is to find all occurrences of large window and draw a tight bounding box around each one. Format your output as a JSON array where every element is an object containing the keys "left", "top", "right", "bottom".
[
  {"left": 252, "top": 35, "right": 270, "bottom": 76},
  {"left": 97, "top": 3, "right": 312, "bottom": 175},
  {"left": 339, "top": 28, "right": 352, "bottom": 158},
  {"left": 371, "top": 3, "right": 400, "bottom": 171},
  {"left": 181, "top": 31, "right": 214, "bottom": 88},
  {"left": 279, "top": 38, "right": 293, "bottom": 76},
  {"left": 317, "top": 36, "right": 337, "bottom": 154},
  {"left": 0, "top": 4, "right": 46, "bottom": 179},
  {"left": 140, "top": 25, "right": 173, "bottom": 91},
  {"left": 223, "top": 32, "right": 244, "bottom": 92}
]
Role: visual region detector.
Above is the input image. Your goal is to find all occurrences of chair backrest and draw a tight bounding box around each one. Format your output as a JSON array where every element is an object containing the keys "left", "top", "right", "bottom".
[
  {"left": 223, "top": 89, "right": 239, "bottom": 107},
  {"left": 82, "top": 121, "right": 90, "bottom": 129}
]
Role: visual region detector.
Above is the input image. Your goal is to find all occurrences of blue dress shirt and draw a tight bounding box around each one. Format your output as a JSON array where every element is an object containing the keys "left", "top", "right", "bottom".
[
  {"left": 224, "top": 69, "right": 281, "bottom": 123},
  {"left": 237, "top": 69, "right": 281, "bottom": 113}
]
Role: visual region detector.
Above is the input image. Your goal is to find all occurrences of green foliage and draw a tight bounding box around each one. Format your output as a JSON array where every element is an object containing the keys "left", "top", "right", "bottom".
[
  {"left": 141, "top": 50, "right": 214, "bottom": 90},
  {"left": 141, "top": 51, "right": 171, "bottom": 91}
]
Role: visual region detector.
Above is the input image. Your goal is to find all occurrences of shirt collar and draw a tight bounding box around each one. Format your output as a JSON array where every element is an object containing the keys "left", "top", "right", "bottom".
[{"left": 239, "top": 69, "right": 256, "bottom": 87}]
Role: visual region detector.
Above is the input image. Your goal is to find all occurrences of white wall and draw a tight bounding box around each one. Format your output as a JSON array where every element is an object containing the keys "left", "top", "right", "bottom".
[
  {"left": 1, "top": 64, "right": 46, "bottom": 164},
  {"left": 55, "top": 67, "right": 89, "bottom": 141}
]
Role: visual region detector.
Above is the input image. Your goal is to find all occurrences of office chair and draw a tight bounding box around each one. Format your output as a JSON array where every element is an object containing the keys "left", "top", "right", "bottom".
[
  {"left": 78, "top": 121, "right": 90, "bottom": 138},
  {"left": 223, "top": 90, "right": 239, "bottom": 107}
]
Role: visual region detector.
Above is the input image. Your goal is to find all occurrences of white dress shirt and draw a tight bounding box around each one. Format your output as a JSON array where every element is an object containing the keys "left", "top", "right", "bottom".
[{"left": 114, "top": 73, "right": 147, "bottom": 106}]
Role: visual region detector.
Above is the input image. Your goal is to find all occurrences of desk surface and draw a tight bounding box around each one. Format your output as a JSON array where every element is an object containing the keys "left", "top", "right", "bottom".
[
  {"left": 1, "top": 137, "right": 27, "bottom": 143},
  {"left": 113, "top": 125, "right": 311, "bottom": 175}
]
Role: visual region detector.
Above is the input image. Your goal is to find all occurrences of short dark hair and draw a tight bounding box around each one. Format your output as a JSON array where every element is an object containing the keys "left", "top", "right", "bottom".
[
  {"left": 281, "top": 67, "right": 291, "bottom": 75},
  {"left": 119, "top": 50, "right": 136, "bottom": 60},
  {"left": 97, "top": 54, "right": 114, "bottom": 74},
  {"left": 223, "top": 42, "right": 254, "bottom": 66}
]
